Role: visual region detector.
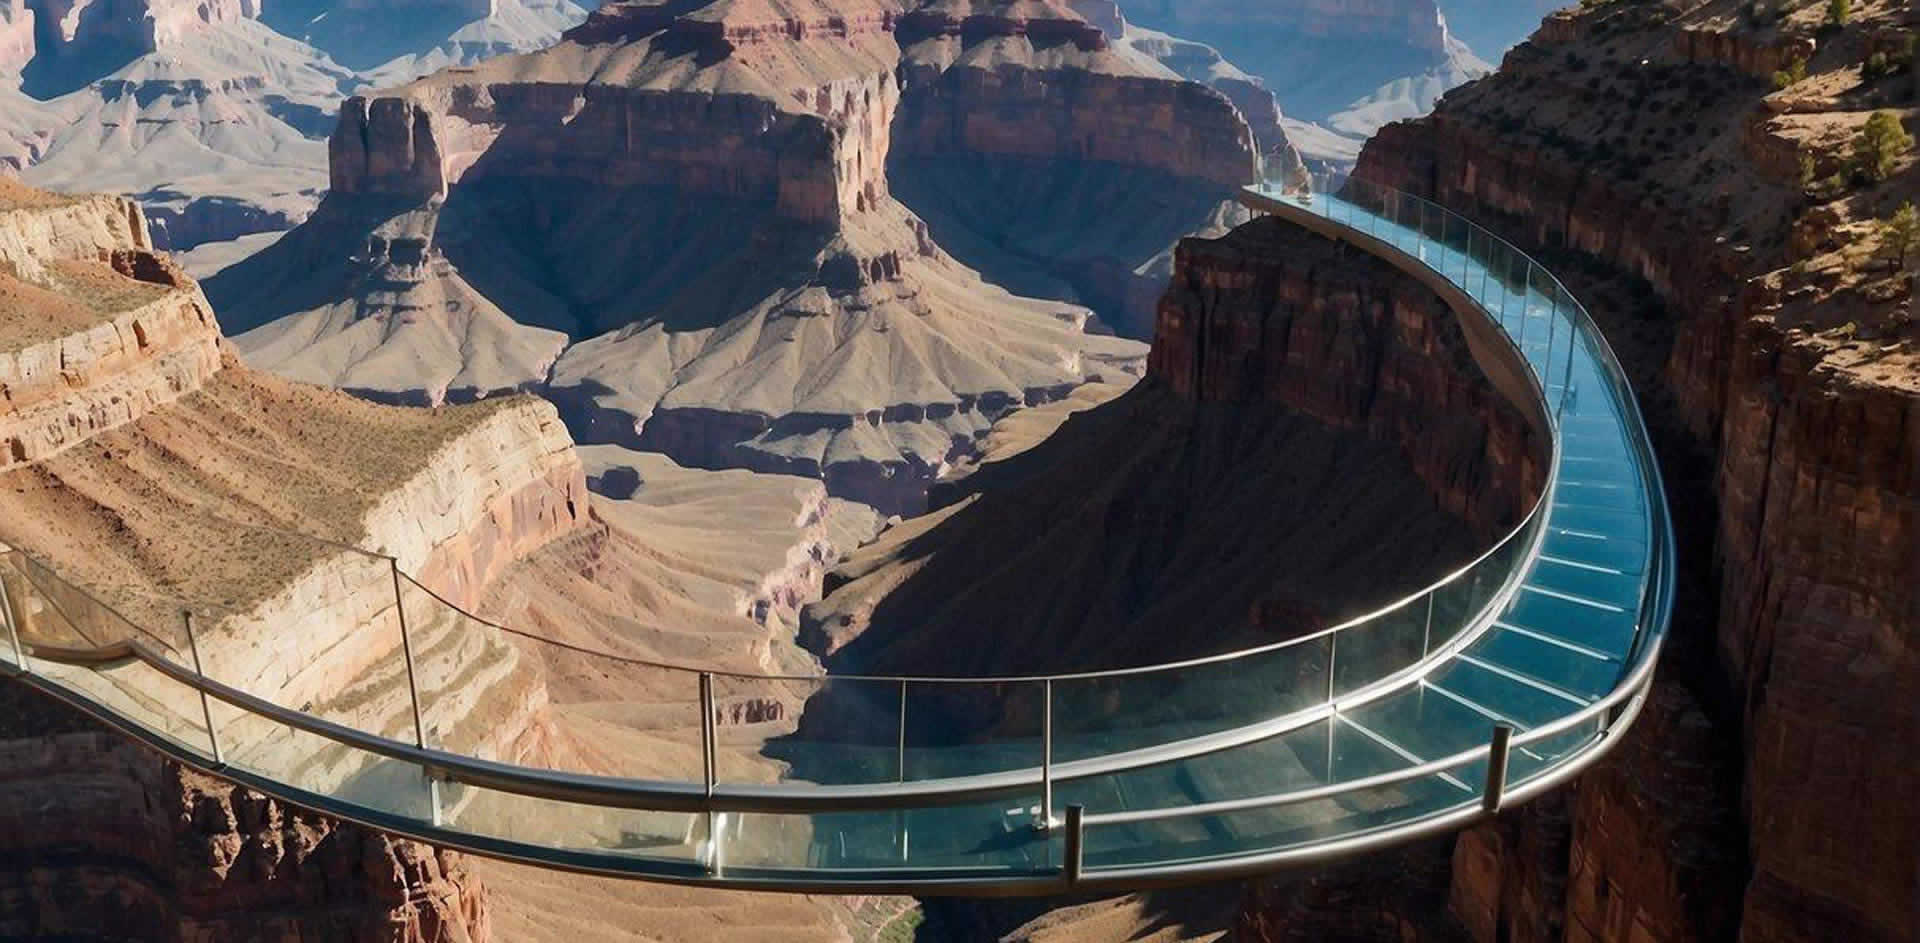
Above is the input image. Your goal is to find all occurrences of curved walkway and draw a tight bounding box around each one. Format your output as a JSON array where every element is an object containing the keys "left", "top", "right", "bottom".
[{"left": 0, "top": 180, "right": 1673, "bottom": 895}]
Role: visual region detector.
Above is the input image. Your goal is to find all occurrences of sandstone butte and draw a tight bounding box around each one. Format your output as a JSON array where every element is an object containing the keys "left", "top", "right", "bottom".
[
  {"left": 201, "top": 0, "right": 1330, "bottom": 516},
  {"left": 0, "top": 177, "right": 909, "bottom": 941},
  {"left": 0, "top": 0, "right": 597, "bottom": 254}
]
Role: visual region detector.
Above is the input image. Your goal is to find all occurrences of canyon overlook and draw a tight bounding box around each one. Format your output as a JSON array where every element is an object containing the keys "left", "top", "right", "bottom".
[
  {"left": 206, "top": 0, "right": 1314, "bottom": 515},
  {"left": 0, "top": 180, "right": 895, "bottom": 940},
  {"left": 0, "top": 0, "right": 1907, "bottom": 939}
]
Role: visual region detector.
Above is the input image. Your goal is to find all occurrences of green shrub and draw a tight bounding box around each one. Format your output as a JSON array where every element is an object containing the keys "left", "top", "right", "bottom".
[
  {"left": 1853, "top": 111, "right": 1914, "bottom": 182},
  {"left": 1825, "top": 0, "right": 1850, "bottom": 28},
  {"left": 1878, "top": 202, "right": 1920, "bottom": 268},
  {"left": 1772, "top": 57, "right": 1808, "bottom": 90}
]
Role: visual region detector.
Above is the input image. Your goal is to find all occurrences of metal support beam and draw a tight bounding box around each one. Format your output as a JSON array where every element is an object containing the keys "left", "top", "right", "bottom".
[
  {"left": 182, "top": 610, "right": 223, "bottom": 766},
  {"left": 389, "top": 559, "right": 428, "bottom": 751},
  {"left": 1482, "top": 724, "right": 1514, "bottom": 813},
  {"left": 1040, "top": 679, "right": 1055, "bottom": 830},
  {"left": 896, "top": 679, "right": 908, "bottom": 783},
  {"left": 700, "top": 672, "right": 717, "bottom": 796},
  {"left": 1063, "top": 805, "right": 1084, "bottom": 887},
  {"left": 0, "top": 561, "right": 26, "bottom": 674}
]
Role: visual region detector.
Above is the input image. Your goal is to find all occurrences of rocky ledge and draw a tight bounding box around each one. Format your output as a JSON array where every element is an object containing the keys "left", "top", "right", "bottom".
[{"left": 0, "top": 182, "right": 594, "bottom": 942}]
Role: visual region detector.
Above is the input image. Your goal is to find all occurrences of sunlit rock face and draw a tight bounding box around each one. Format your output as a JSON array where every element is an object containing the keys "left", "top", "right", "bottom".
[
  {"left": 0, "top": 182, "right": 594, "bottom": 942},
  {"left": 802, "top": 216, "right": 1546, "bottom": 678},
  {"left": 1306, "top": 0, "right": 1919, "bottom": 941},
  {"left": 214, "top": 0, "right": 1297, "bottom": 514}
]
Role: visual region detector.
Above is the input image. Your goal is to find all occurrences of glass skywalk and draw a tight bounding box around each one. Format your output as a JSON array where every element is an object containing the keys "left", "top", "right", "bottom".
[{"left": 0, "top": 178, "right": 1674, "bottom": 894}]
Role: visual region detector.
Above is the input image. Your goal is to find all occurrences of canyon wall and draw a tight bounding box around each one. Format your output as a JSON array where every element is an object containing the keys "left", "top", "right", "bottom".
[
  {"left": 1344, "top": 0, "right": 1918, "bottom": 940},
  {"left": 0, "top": 725, "right": 489, "bottom": 943},
  {"left": 0, "top": 187, "right": 595, "bottom": 942},
  {"left": 1151, "top": 213, "right": 1547, "bottom": 531},
  {"left": 25, "top": 0, "right": 261, "bottom": 58},
  {"left": 806, "top": 214, "right": 1545, "bottom": 678},
  {"left": 221, "top": 0, "right": 1285, "bottom": 514}
]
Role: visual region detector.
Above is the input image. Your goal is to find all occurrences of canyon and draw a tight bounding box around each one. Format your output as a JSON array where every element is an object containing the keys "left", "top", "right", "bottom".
[
  {"left": 0, "top": 1, "right": 1909, "bottom": 942},
  {"left": 207, "top": 0, "right": 1313, "bottom": 515},
  {"left": 0, "top": 179, "right": 900, "bottom": 941},
  {"left": 0, "top": 0, "right": 595, "bottom": 254}
]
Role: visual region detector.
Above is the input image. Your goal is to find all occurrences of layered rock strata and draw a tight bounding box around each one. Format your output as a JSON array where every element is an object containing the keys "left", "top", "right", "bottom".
[
  {"left": 216, "top": 0, "right": 1289, "bottom": 513},
  {"left": 804, "top": 215, "right": 1546, "bottom": 676},
  {"left": 0, "top": 725, "right": 491, "bottom": 942},
  {"left": 1333, "top": 0, "right": 1918, "bottom": 940},
  {"left": 0, "top": 184, "right": 593, "bottom": 941}
]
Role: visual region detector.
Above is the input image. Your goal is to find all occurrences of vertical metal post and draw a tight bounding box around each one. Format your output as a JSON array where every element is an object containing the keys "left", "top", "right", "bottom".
[
  {"left": 1421, "top": 593, "right": 1436, "bottom": 657},
  {"left": 1521, "top": 264, "right": 1538, "bottom": 358},
  {"left": 1546, "top": 291, "right": 1560, "bottom": 393},
  {"left": 0, "top": 561, "right": 26, "bottom": 673},
  {"left": 388, "top": 559, "right": 441, "bottom": 826},
  {"left": 1495, "top": 252, "right": 1507, "bottom": 321},
  {"left": 699, "top": 672, "right": 717, "bottom": 795},
  {"left": 700, "top": 671, "right": 719, "bottom": 874},
  {"left": 1325, "top": 635, "right": 1338, "bottom": 782},
  {"left": 389, "top": 559, "right": 428, "bottom": 751},
  {"left": 1480, "top": 237, "right": 1493, "bottom": 303},
  {"left": 1326, "top": 634, "right": 1338, "bottom": 704},
  {"left": 895, "top": 679, "right": 908, "bottom": 783},
  {"left": 1561, "top": 317, "right": 1577, "bottom": 420},
  {"left": 182, "top": 611, "right": 223, "bottom": 766},
  {"left": 1483, "top": 724, "right": 1514, "bottom": 812},
  {"left": 1062, "top": 805, "right": 1084, "bottom": 887},
  {"left": 1040, "top": 678, "right": 1055, "bottom": 830}
]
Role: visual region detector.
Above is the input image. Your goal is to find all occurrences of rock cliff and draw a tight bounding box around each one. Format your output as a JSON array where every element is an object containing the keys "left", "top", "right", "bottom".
[
  {"left": 1335, "top": 0, "right": 1918, "bottom": 940},
  {"left": 803, "top": 214, "right": 1545, "bottom": 677},
  {"left": 213, "top": 0, "right": 1286, "bottom": 513},
  {"left": 0, "top": 183, "right": 596, "bottom": 941}
]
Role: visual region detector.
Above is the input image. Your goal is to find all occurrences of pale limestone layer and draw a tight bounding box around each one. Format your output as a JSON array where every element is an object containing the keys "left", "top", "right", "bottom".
[
  {"left": 0, "top": 190, "right": 150, "bottom": 283},
  {"left": 0, "top": 285, "right": 222, "bottom": 470}
]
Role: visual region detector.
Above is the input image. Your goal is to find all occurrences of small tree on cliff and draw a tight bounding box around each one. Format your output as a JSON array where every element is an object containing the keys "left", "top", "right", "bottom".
[
  {"left": 1878, "top": 202, "right": 1920, "bottom": 269},
  {"left": 1852, "top": 111, "right": 1913, "bottom": 183},
  {"left": 1772, "top": 57, "right": 1807, "bottom": 90},
  {"left": 1825, "top": 0, "right": 1851, "bottom": 28}
]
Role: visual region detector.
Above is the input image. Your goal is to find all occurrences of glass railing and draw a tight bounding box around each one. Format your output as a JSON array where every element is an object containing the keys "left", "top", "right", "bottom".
[{"left": 0, "top": 175, "right": 1673, "bottom": 893}]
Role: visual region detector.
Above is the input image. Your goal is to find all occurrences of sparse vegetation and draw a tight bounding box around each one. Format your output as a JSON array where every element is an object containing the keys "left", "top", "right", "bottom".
[
  {"left": 1862, "top": 37, "right": 1916, "bottom": 80},
  {"left": 1772, "top": 57, "right": 1807, "bottom": 90},
  {"left": 1800, "top": 152, "right": 1818, "bottom": 188},
  {"left": 1825, "top": 0, "right": 1850, "bottom": 29},
  {"left": 1877, "top": 202, "right": 1920, "bottom": 268},
  {"left": 1853, "top": 111, "right": 1913, "bottom": 183}
]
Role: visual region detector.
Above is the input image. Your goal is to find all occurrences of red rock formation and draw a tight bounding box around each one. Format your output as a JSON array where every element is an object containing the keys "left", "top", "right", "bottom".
[
  {"left": 1151, "top": 215, "right": 1548, "bottom": 532},
  {"left": 1345, "top": 0, "right": 1919, "bottom": 940},
  {"left": 0, "top": 717, "right": 490, "bottom": 943},
  {"left": 807, "top": 216, "right": 1546, "bottom": 677}
]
